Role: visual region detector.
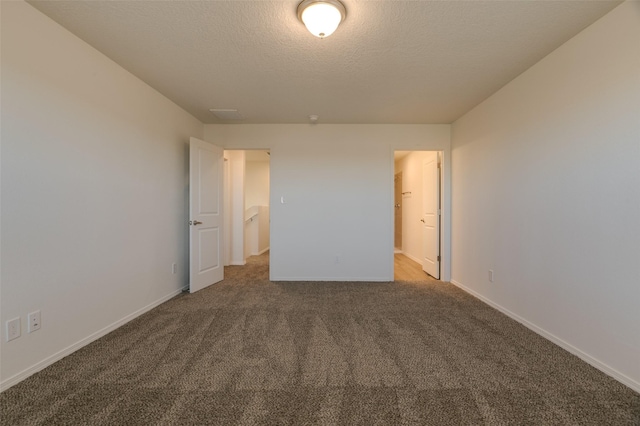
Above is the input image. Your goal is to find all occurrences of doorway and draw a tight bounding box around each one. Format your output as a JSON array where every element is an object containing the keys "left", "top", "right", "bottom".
[
  {"left": 394, "top": 150, "right": 441, "bottom": 280},
  {"left": 223, "top": 149, "right": 270, "bottom": 269}
]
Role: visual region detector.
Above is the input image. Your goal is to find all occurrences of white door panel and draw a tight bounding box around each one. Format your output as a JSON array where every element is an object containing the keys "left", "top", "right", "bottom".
[
  {"left": 189, "top": 137, "right": 223, "bottom": 293},
  {"left": 422, "top": 152, "right": 440, "bottom": 279},
  {"left": 197, "top": 228, "right": 220, "bottom": 272}
]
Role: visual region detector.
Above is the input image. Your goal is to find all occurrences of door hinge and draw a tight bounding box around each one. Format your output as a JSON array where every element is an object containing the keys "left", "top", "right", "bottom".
[{"left": 437, "top": 255, "right": 441, "bottom": 262}]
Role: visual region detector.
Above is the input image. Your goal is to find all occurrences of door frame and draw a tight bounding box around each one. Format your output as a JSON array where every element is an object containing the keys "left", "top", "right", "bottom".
[{"left": 394, "top": 171, "right": 403, "bottom": 252}]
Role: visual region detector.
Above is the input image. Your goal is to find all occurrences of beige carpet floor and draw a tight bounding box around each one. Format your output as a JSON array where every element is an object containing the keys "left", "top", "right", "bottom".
[{"left": 1, "top": 252, "right": 639, "bottom": 425}]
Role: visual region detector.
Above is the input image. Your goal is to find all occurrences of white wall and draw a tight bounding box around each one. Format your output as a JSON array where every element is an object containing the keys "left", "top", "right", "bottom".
[
  {"left": 244, "top": 205, "right": 270, "bottom": 257},
  {"left": 245, "top": 160, "right": 270, "bottom": 208},
  {"left": 204, "top": 124, "right": 451, "bottom": 281},
  {"left": 451, "top": 1, "right": 640, "bottom": 391},
  {"left": 258, "top": 205, "right": 270, "bottom": 254},
  {"left": 1, "top": 1, "right": 203, "bottom": 389},
  {"left": 226, "top": 150, "right": 246, "bottom": 265},
  {"left": 245, "top": 159, "right": 270, "bottom": 256}
]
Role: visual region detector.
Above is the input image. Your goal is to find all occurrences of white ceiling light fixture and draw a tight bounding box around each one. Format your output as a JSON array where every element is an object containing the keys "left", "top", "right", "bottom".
[{"left": 297, "top": 0, "right": 346, "bottom": 39}]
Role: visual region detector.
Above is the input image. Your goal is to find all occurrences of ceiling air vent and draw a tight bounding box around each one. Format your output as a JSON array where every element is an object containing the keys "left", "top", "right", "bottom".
[{"left": 209, "top": 109, "right": 244, "bottom": 120}]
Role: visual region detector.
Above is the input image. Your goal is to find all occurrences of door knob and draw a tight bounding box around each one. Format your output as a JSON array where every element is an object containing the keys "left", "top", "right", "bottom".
[
  {"left": 420, "top": 219, "right": 425, "bottom": 223},
  {"left": 191, "top": 220, "right": 203, "bottom": 225}
]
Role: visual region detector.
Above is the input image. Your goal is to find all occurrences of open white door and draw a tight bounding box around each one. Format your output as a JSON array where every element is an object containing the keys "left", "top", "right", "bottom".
[
  {"left": 189, "top": 137, "right": 224, "bottom": 293},
  {"left": 422, "top": 152, "right": 440, "bottom": 279}
]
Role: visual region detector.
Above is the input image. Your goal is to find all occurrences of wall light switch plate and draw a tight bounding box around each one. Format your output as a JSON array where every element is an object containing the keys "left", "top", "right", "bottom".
[{"left": 28, "top": 311, "right": 41, "bottom": 333}]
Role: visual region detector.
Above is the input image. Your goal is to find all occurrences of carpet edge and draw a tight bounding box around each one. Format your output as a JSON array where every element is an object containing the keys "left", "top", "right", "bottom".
[
  {"left": 449, "top": 279, "right": 640, "bottom": 394},
  {"left": 0, "top": 286, "right": 187, "bottom": 392}
]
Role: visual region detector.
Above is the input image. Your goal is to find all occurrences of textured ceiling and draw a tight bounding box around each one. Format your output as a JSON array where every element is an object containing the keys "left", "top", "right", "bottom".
[{"left": 28, "top": 0, "right": 621, "bottom": 124}]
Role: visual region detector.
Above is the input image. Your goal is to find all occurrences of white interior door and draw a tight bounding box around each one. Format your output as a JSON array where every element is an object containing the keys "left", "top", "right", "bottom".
[
  {"left": 422, "top": 152, "right": 440, "bottom": 279},
  {"left": 189, "top": 137, "right": 224, "bottom": 293}
]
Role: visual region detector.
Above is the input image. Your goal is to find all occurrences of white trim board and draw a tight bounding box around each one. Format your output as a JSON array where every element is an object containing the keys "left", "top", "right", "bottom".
[
  {"left": 269, "top": 276, "right": 393, "bottom": 282},
  {"left": 449, "top": 279, "right": 640, "bottom": 394},
  {"left": 0, "top": 287, "right": 186, "bottom": 392},
  {"left": 402, "top": 252, "right": 422, "bottom": 266},
  {"left": 248, "top": 247, "right": 270, "bottom": 257}
]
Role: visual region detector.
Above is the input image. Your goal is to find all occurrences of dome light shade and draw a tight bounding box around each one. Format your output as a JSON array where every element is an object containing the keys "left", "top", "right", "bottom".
[{"left": 297, "top": 0, "right": 346, "bottom": 38}]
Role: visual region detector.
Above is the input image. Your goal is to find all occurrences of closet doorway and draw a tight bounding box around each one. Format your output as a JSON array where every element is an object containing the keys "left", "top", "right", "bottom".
[{"left": 394, "top": 151, "right": 441, "bottom": 280}]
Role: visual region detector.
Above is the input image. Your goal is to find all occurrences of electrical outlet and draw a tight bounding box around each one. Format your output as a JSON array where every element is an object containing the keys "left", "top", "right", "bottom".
[
  {"left": 6, "top": 318, "right": 21, "bottom": 341},
  {"left": 488, "top": 269, "right": 494, "bottom": 282},
  {"left": 172, "top": 263, "right": 177, "bottom": 274},
  {"left": 28, "top": 311, "right": 41, "bottom": 333}
]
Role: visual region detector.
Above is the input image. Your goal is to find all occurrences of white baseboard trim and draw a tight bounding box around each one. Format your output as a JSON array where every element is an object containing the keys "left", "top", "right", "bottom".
[
  {"left": 0, "top": 288, "right": 184, "bottom": 392},
  {"left": 402, "top": 252, "right": 422, "bottom": 265},
  {"left": 449, "top": 279, "right": 640, "bottom": 393},
  {"left": 269, "top": 276, "right": 393, "bottom": 282},
  {"left": 249, "top": 247, "right": 270, "bottom": 257}
]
